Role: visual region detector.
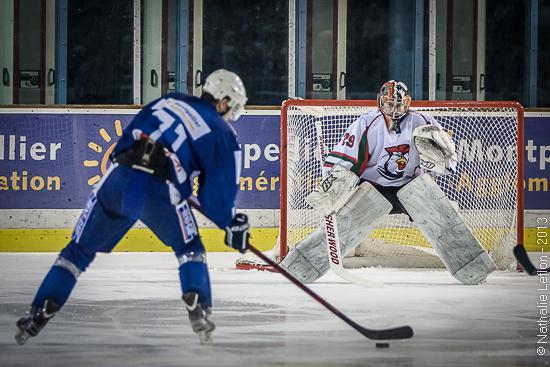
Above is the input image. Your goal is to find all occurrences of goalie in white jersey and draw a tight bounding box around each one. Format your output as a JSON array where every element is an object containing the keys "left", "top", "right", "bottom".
[
  {"left": 281, "top": 80, "right": 497, "bottom": 285},
  {"left": 320, "top": 80, "right": 456, "bottom": 213}
]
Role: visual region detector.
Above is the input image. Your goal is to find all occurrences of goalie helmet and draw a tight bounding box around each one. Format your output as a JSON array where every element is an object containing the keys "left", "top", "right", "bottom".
[
  {"left": 203, "top": 69, "right": 248, "bottom": 122},
  {"left": 377, "top": 80, "right": 411, "bottom": 121}
]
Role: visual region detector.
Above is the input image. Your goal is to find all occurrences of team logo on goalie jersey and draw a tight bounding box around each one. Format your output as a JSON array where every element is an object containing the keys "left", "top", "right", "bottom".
[{"left": 377, "top": 144, "right": 410, "bottom": 180}]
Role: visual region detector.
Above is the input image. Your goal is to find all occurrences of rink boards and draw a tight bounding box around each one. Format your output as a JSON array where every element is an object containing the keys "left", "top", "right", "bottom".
[{"left": 0, "top": 108, "right": 548, "bottom": 252}]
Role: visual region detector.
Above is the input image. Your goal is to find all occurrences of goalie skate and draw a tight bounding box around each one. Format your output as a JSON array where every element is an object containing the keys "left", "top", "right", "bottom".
[
  {"left": 182, "top": 292, "right": 215, "bottom": 345},
  {"left": 15, "top": 299, "right": 60, "bottom": 346}
]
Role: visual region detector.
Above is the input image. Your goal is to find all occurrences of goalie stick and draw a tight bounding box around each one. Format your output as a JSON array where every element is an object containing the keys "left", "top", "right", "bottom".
[
  {"left": 513, "top": 244, "right": 548, "bottom": 275},
  {"left": 187, "top": 199, "right": 414, "bottom": 341},
  {"left": 314, "top": 120, "right": 381, "bottom": 287},
  {"left": 323, "top": 212, "right": 382, "bottom": 287}
]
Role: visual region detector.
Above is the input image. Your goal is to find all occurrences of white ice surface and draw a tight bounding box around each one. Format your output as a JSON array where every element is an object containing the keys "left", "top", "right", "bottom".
[{"left": 0, "top": 252, "right": 546, "bottom": 367}]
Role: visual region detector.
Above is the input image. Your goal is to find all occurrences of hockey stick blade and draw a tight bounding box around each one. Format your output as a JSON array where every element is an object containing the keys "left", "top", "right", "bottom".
[
  {"left": 249, "top": 246, "right": 413, "bottom": 340},
  {"left": 513, "top": 244, "right": 548, "bottom": 276}
]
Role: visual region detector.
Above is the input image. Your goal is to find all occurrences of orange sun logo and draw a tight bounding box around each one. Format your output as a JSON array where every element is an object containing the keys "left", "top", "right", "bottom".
[{"left": 83, "top": 119, "right": 123, "bottom": 186}]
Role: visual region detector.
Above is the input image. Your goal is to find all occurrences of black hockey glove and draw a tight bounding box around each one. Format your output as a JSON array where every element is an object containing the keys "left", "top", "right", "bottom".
[{"left": 224, "top": 213, "right": 250, "bottom": 253}]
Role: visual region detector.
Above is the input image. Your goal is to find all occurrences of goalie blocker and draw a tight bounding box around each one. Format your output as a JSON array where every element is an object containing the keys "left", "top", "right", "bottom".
[{"left": 282, "top": 173, "right": 495, "bottom": 285}]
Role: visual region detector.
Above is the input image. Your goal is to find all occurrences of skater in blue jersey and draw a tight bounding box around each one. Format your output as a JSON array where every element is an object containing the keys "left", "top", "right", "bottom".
[{"left": 15, "top": 69, "right": 249, "bottom": 345}]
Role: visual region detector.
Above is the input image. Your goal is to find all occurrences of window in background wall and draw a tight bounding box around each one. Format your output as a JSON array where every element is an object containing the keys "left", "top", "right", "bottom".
[
  {"left": 202, "top": 0, "right": 288, "bottom": 105},
  {"left": 308, "top": 0, "right": 336, "bottom": 100},
  {"left": 485, "top": 0, "right": 526, "bottom": 105},
  {"left": 422, "top": 0, "right": 430, "bottom": 100},
  {"left": 15, "top": 0, "right": 44, "bottom": 104},
  {"left": 141, "top": 0, "right": 177, "bottom": 105},
  {"left": 0, "top": 0, "right": 55, "bottom": 105},
  {"left": 67, "top": 0, "right": 133, "bottom": 104},
  {"left": 346, "top": 0, "right": 415, "bottom": 100},
  {"left": 435, "top": 0, "right": 483, "bottom": 102},
  {"left": 538, "top": 1, "right": 550, "bottom": 107}
]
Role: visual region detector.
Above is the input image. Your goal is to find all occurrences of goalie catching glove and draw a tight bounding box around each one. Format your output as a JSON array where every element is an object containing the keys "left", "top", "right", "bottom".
[
  {"left": 413, "top": 125, "right": 456, "bottom": 174},
  {"left": 224, "top": 213, "right": 249, "bottom": 253},
  {"left": 305, "top": 165, "right": 359, "bottom": 215}
]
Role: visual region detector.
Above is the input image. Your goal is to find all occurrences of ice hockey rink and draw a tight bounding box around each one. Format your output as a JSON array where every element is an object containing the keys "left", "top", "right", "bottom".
[{"left": 0, "top": 252, "right": 546, "bottom": 367}]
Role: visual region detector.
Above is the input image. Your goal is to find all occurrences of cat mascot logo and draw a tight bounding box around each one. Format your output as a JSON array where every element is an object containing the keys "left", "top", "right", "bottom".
[{"left": 376, "top": 144, "right": 410, "bottom": 180}]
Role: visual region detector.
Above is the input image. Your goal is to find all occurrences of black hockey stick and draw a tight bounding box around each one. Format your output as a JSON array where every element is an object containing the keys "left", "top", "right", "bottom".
[
  {"left": 188, "top": 199, "right": 414, "bottom": 341},
  {"left": 248, "top": 245, "right": 413, "bottom": 340},
  {"left": 513, "top": 244, "right": 548, "bottom": 275}
]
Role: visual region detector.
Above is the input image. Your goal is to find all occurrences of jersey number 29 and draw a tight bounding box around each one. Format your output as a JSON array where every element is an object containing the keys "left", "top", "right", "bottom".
[{"left": 342, "top": 133, "right": 355, "bottom": 148}]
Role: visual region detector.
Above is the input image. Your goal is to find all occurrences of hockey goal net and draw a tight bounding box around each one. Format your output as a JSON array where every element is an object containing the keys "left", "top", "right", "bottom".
[{"left": 239, "top": 100, "right": 524, "bottom": 271}]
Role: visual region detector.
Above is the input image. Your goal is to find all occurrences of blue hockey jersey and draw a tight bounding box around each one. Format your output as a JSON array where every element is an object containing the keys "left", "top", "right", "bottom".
[{"left": 112, "top": 93, "right": 241, "bottom": 229}]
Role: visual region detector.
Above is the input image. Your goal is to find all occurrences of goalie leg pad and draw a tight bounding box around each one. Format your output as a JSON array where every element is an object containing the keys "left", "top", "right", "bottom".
[
  {"left": 397, "top": 174, "right": 496, "bottom": 285},
  {"left": 454, "top": 252, "right": 496, "bottom": 285},
  {"left": 280, "top": 181, "right": 392, "bottom": 283}
]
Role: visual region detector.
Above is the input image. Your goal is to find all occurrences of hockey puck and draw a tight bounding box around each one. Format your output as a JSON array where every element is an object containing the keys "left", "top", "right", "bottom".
[{"left": 375, "top": 342, "right": 390, "bottom": 348}]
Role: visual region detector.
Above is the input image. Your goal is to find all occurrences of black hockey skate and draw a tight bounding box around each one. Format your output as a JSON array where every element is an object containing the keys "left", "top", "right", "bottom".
[
  {"left": 15, "top": 299, "right": 60, "bottom": 345},
  {"left": 182, "top": 292, "right": 215, "bottom": 345}
]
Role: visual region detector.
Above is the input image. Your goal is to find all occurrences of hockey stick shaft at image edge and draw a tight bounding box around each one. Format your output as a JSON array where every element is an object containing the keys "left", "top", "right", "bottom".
[
  {"left": 187, "top": 199, "right": 414, "bottom": 341},
  {"left": 513, "top": 244, "right": 548, "bottom": 275}
]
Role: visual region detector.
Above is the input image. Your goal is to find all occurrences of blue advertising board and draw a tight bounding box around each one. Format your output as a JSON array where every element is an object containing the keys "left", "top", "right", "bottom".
[
  {"left": 0, "top": 111, "right": 548, "bottom": 210},
  {"left": 0, "top": 112, "right": 282, "bottom": 209},
  {"left": 524, "top": 117, "right": 550, "bottom": 209}
]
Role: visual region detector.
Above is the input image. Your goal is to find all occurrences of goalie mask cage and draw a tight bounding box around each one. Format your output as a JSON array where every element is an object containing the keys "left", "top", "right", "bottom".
[{"left": 241, "top": 100, "right": 524, "bottom": 271}]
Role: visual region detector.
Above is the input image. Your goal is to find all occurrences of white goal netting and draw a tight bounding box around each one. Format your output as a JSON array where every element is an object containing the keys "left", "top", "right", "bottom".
[{"left": 278, "top": 100, "right": 523, "bottom": 270}]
